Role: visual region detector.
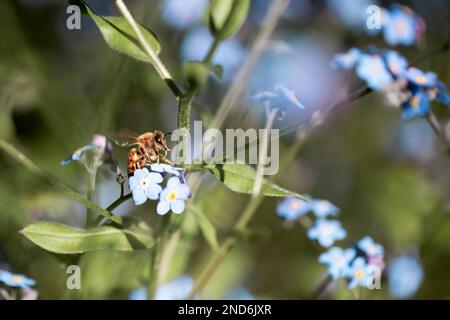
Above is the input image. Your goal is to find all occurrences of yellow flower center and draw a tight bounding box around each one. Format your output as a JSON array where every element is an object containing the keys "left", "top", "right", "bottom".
[
  {"left": 12, "top": 275, "right": 23, "bottom": 283},
  {"left": 334, "top": 257, "right": 344, "bottom": 266},
  {"left": 415, "top": 75, "right": 427, "bottom": 84},
  {"left": 289, "top": 201, "right": 301, "bottom": 210},
  {"left": 410, "top": 96, "right": 420, "bottom": 108},
  {"left": 354, "top": 270, "right": 364, "bottom": 279},
  {"left": 367, "top": 244, "right": 377, "bottom": 254},
  {"left": 167, "top": 191, "right": 177, "bottom": 201},
  {"left": 389, "top": 63, "right": 398, "bottom": 73}
]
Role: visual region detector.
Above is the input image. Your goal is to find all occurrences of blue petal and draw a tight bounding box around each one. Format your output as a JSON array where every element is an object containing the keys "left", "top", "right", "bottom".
[
  {"left": 132, "top": 188, "right": 147, "bottom": 205},
  {"left": 171, "top": 200, "right": 186, "bottom": 214},
  {"left": 146, "top": 184, "right": 162, "bottom": 200},
  {"left": 167, "top": 176, "right": 181, "bottom": 188},
  {"left": 157, "top": 200, "right": 171, "bottom": 215},
  {"left": 128, "top": 175, "right": 138, "bottom": 190},
  {"left": 148, "top": 172, "right": 163, "bottom": 184}
]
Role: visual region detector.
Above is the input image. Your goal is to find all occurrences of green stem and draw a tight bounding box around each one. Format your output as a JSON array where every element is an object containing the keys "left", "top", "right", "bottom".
[
  {"left": 115, "top": 0, "right": 183, "bottom": 99},
  {"left": 0, "top": 139, "right": 122, "bottom": 225},
  {"left": 94, "top": 192, "right": 132, "bottom": 226},
  {"left": 147, "top": 214, "right": 171, "bottom": 298},
  {"left": 203, "top": 37, "right": 221, "bottom": 66},
  {"left": 86, "top": 168, "right": 97, "bottom": 228},
  {"left": 426, "top": 111, "right": 450, "bottom": 155}
]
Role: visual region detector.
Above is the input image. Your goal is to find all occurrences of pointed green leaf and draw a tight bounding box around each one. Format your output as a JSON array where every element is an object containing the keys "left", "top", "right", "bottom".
[
  {"left": 189, "top": 206, "right": 219, "bottom": 251},
  {"left": 209, "top": 0, "right": 250, "bottom": 39},
  {"left": 73, "top": 0, "right": 161, "bottom": 63},
  {"left": 20, "top": 221, "right": 154, "bottom": 254},
  {"left": 205, "top": 164, "right": 307, "bottom": 199}
]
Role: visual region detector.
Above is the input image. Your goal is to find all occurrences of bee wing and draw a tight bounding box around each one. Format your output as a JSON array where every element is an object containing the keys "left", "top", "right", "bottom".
[{"left": 107, "top": 131, "right": 139, "bottom": 148}]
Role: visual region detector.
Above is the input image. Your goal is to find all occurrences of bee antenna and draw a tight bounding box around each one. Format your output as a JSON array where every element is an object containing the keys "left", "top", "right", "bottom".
[{"left": 166, "top": 132, "right": 172, "bottom": 136}]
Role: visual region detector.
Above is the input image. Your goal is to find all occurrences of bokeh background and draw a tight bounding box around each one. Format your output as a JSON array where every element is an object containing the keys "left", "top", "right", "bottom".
[{"left": 0, "top": 0, "right": 449, "bottom": 299}]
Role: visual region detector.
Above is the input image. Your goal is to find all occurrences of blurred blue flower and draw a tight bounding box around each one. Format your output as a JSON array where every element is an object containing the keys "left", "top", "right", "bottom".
[
  {"left": 401, "top": 88, "right": 430, "bottom": 121},
  {"left": 385, "top": 51, "right": 408, "bottom": 76},
  {"left": 319, "top": 247, "right": 356, "bottom": 280},
  {"left": 330, "top": 48, "right": 361, "bottom": 70},
  {"left": 181, "top": 27, "right": 247, "bottom": 81},
  {"left": 253, "top": 83, "right": 305, "bottom": 110},
  {"left": 307, "top": 219, "right": 346, "bottom": 248},
  {"left": 388, "top": 255, "right": 423, "bottom": 299},
  {"left": 276, "top": 197, "right": 310, "bottom": 221},
  {"left": 356, "top": 54, "right": 393, "bottom": 90},
  {"left": 346, "top": 257, "right": 371, "bottom": 289},
  {"left": 60, "top": 144, "right": 95, "bottom": 165},
  {"left": 358, "top": 236, "right": 384, "bottom": 258},
  {"left": 129, "top": 287, "right": 147, "bottom": 300},
  {"left": 383, "top": 5, "right": 424, "bottom": 46},
  {"left": 157, "top": 177, "right": 191, "bottom": 215},
  {"left": 310, "top": 199, "right": 340, "bottom": 219},
  {"left": 129, "top": 168, "right": 163, "bottom": 205},
  {"left": 0, "top": 270, "right": 36, "bottom": 289},
  {"left": 150, "top": 163, "right": 181, "bottom": 176},
  {"left": 161, "top": 0, "right": 208, "bottom": 30},
  {"left": 405, "top": 68, "right": 437, "bottom": 87},
  {"left": 225, "top": 287, "right": 255, "bottom": 300},
  {"left": 155, "top": 275, "right": 194, "bottom": 300}
]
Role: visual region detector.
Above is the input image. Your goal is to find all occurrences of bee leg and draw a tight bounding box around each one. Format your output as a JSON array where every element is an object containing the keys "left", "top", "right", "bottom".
[{"left": 162, "top": 157, "right": 173, "bottom": 165}]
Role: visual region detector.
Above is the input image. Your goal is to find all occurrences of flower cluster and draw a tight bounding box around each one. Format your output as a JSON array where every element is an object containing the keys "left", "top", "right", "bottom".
[
  {"left": 129, "top": 164, "right": 191, "bottom": 215},
  {"left": 276, "top": 198, "right": 384, "bottom": 289},
  {"left": 277, "top": 197, "right": 344, "bottom": 247},
  {"left": 320, "top": 237, "right": 384, "bottom": 289},
  {"left": 377, "top": 5, "right": 425, "bottom": 46},
  {"left": 331, "top": 47, "right": 450, "bottom": 120}
]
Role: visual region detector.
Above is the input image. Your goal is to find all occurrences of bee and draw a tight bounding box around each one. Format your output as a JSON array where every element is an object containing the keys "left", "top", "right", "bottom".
[{"left": 111, "top": 131, "right": 172, "bottom": 176}]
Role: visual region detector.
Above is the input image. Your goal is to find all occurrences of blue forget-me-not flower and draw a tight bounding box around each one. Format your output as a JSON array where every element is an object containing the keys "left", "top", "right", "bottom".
[
  {"left": 346, "top": 257, "right": 372, "bottom": 289},
  {"left": 319, "top": 247, "right": 356, "bottom": 280},
  {"left": 358, "top": 236, "right": 384, "bottom": 258},
  {"left": 129, "top": 168, "right": 163, "bottom": 205},
  {"left": 276, "top": 197, "right": 310, "bottom": 221},
  {"left": 310, "top": 199, "right": 340, "bottom": 219},
  {"left": 383, "top": 5, "right": 424, "bottom": 46},
  {"left": 356, "top": 54, "right": 393, "bottom": 90},
  {"left": 307, "top": 219, "right": 346, "bottom": 248},
  {"left": 0, "top": 270, "right": 36, "bottom": 289},
  {"left": 157, "top": 177, "right": 191, "bottom": 215}
]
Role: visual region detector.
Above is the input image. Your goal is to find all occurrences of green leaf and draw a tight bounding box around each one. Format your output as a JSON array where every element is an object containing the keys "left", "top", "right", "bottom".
[
  {"left": 209, "top": 0, "right": 250, "bottom": 39},
  {"left": 20, "top": 221, "right": 154, "bottom": 254},
  {"left": 205, "top": 164, "right": 307, "bottom": 199},
  {"left": 183, "top": 61, "right": 209, "bottom": 90},
  {"left": 73, "top": 0, "right": 160, "bottom": 63},
  {"left": 188, "top": 206, "right": 219, "bottom": 251}
]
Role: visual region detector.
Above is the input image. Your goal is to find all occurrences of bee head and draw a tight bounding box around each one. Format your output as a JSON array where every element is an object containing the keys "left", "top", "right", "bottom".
[{"left": 154, "top": 130, "right": 170, "bottom": 152}]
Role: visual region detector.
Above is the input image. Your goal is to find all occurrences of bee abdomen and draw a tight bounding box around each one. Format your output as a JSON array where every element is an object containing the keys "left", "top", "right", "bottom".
[{"left": 127, "top": 148, "right": 146, "bottom": 176}]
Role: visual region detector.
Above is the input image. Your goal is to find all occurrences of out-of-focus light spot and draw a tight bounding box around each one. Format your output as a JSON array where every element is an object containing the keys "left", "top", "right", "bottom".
[{"left": 162, "top": 0, "right": 208, "bottom": 30}]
